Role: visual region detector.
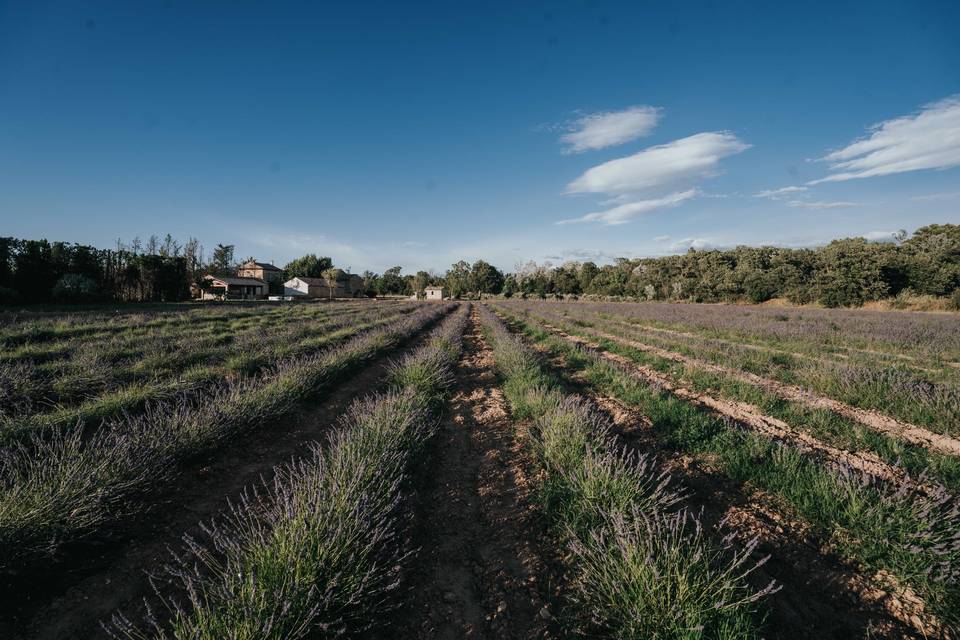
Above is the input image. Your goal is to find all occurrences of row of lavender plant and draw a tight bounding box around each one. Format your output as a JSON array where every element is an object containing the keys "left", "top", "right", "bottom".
[
  {"left": 492, "top": 304, "right": 960, "bottom": 631},
  {"left": 105, "top": 304, "right": 470, "bottom": 639},
  {"left": 0, "top": 300, "right": 373, "bottom": 368},
  {"left": 0, "top": 303, "right": 452, "bottom": 573},
  {"left": 0, "top": 300, "right": 335, "bottom": 348},
  {"left": 513, "top": 299, "right": 960, "bottom": 362},
  {"left": 0, "top": 303, "right": 380, "bottom": 407},
  {"left": 0, "top": 303, "right": 413, "bottom": 443},
  {"left": 477, "top": 304, "right": 774, "bottom": 639},
  {"left": 505, "top": 300, "right": 960, "bottom": 436}
]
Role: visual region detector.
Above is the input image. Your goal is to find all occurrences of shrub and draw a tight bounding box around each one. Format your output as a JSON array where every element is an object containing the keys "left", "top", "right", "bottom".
[
  {"left": 949, "top": 288, "right": 960, "bottom": 311},
  {"left": 51, "top": 274, "right": 100, "bottom": 303}
]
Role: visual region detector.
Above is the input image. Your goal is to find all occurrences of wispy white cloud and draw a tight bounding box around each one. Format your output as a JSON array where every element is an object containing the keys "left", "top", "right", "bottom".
[
  {"left": 560, "top": 105, "right": 662, "bottom": 153},
  {"left": 754, "top": 185, "right": 808, "bottom": 200},
  {"left": 810, "top": 95, "right": 960, "bottom": 184},
  {"left": 910, "top": 191, "right": 960, "bottom": 202},
  {"left": 862, "top": 230, "right": 902, "bottom": 242},
  {"left": 654, "top": 235, "right": 671, "bottom": 242},
  {"left": 542, "top": 248, "right": 619, "bottom": 262},
  {"left": 252, "top": 232, "right": 357, "bottom": 258},
  {"left": 669, "top": 237, "right": 719, "bottom": 251},
  {"left": 566, "top": 132, "right": 750, "bottom": 196},
  {"left": 557, "top": 189, "right": 697, "bottom": 226},
  {"left": 787, "top": 200, "right": 862, "bottom": 210}
]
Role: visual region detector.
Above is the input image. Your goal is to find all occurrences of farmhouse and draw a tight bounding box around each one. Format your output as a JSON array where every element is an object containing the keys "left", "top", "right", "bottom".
[
  {"left": 237, "top": 260, "right": 283, "bottom": 284},
  {"left": 199, "top": 275, "right": 268, "bottom": 300},
  {"left": 284, "top": 273, "right": 364, "bottom": 299},
  {"left": 424, "top": 285, "right": 445, "bottom": 301}
]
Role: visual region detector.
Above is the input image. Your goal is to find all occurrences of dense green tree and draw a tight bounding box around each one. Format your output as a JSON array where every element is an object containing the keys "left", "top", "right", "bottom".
[
  {"left": 813, "top": 239, "right": 889, "bottom": 307},
  {"left": 578, "top": 261, "right": 599, "bottom": 293},
  {"left": 378, "top": 266, "right": 408, "bottom": 295},
  {"left": 210, "top": 244, "right": 235, "bottom": 277},
  {"left": 502, "top": 274, "right": 518, "bottom": 298},
  {"left": 446, "top": 260, "right": 471, "bottom": 298},
  {"left": 901, "top": 224, "right": 960, "bottom": 296},
  {"left": 470, "top": 260, "right": 504, "bottom": 298},
  {"left": 52, "top": 274, "right": 100, "bottom": 302},
  {"left": 283, "top": 254, "right": 333, "bottom": 279},
  {"left": 412, "top": 270, "right": 431, "bottom": 298}
]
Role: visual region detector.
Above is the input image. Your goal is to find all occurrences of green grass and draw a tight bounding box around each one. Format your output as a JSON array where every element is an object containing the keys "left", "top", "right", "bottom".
[
  {"left": 527, "top": 308, "right": 960, "bottom": 491},
  {"left": 570, "top": 309, "right": 960, "bottom": 435},
  {"left": 496, "top": 307, "right": 960, "bottom": 628}
]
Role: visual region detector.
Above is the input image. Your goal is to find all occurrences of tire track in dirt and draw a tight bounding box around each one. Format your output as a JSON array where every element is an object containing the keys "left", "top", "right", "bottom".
[
  {"left": 521, "top": 331, "right": 943, "bottom": 639},
  {"left": 387, "top": 308, "right": 558, "bottom": 640},
  {"left": 540, "top": 314, "right": 960, "bottom": 458},
  {"left": 3, "top": 313, "right": 447, "bottom": 640}
]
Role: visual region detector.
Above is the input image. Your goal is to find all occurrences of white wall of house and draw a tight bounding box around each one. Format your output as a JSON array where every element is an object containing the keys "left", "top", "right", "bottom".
[{"left": 283, "top": 278, "right": 311, "bottom": 297}]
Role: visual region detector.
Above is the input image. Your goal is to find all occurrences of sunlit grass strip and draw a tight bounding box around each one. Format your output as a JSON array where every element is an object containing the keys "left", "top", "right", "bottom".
[
  {"left": 495, "top": 306, "right": 960, "bottom": 629},
  {"left": 106, "top": 306, "right": 469, "bottom": 639},
  {"left": 477, "top": 305, "right": 773, "bottom": 639},
  {"left": 0, "top": 304, "right": 452, "bottom": 572}
]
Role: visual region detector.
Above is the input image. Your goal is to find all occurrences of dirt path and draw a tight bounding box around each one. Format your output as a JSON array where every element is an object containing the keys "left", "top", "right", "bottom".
[
  {"left": 2, "top": 318, "right": 442, "bottom": 640},
  {"left": 387, "top": 309, "right": 557, "bottom": 640}
]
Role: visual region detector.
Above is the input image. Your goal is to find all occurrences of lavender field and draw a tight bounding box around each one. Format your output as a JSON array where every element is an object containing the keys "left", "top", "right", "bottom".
[
  {"left": 1, "top": 298, "right": 958, "bottom": 639},
  {"left": 489, "top": 299, "right": 960, "bottom": 638}
]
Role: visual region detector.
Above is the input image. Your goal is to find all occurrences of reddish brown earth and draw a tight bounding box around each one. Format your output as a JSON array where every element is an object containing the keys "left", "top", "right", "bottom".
[
  {"left": 386, "top": 309, "right": 560, "bottom": 640},
  {"left": 1, "top": 320, "right": 441, "bottom": 640}
]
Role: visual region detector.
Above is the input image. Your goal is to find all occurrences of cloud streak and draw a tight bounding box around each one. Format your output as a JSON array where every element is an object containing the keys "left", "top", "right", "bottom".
[
  {"left": 557, "top": 189, "right": 697, "bottom": 225},
  {"left": 561, "top": 105, "right": 662, "bottom": 153},
  {"left": 669, "top": 237, "right": 719, "bottom": 251},
  {"left": 754, "top": 185, "right": 808, "bottom": 200},
  {"left": 566, "top": 132, "right": 750, "bottom": 196},
  {"left": 787, "top": 200, "right": 862, "bottom": 210},
  {"left": 810, "top": 95, "right": 960, "bottom": 184}
]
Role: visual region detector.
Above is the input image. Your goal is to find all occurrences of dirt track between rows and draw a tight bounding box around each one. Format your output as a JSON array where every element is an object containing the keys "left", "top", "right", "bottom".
[{"left": 387, "top": 308, "right": 558, "bottom": 640}]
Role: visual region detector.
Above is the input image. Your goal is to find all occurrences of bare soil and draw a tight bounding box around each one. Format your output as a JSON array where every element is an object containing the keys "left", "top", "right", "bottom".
[
  {"left": 0, "top": 320, "right": 440, "bottom": 640},
  {"left": 385, "top": 308, "right": 560, "bottom": 640}
]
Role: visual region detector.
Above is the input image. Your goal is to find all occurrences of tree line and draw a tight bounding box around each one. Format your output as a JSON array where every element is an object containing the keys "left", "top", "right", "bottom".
[
  {"left": 2, "top": 224, "right": 958, "bottom": 308},
  {"left": 498, "top": 224, "right": 960, "bottom": 308},
  {"left": 0, "top": 235, "right": 198, "bottom": 304}
]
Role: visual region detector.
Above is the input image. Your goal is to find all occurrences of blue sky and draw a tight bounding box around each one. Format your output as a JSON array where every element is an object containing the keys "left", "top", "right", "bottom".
[{"left": 1, "top": 1, "right": 958, "bottom": 273}]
